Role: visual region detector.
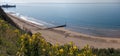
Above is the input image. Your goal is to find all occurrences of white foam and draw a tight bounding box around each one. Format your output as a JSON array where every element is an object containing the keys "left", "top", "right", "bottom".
[
  {"left": 24, "top": 16, "right": 54, "bottom": 26},
  {"left": 6, "top": 11, "right": 54, "bottom": 27},
  {"left": 20, "top": 15, "right": 44, "bottom": 26},
  {"left": 5, "top": 10, "right": 55, "bottom": 27},
  {"left": 5, "top": 11, "right": 20, "bottom": 16}
]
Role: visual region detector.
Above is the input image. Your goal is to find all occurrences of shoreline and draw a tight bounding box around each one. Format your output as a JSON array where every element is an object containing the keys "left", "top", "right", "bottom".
[
  {"left": 67, "top": 27, "right": 120, "bottom": 38},
  {"left": 8, "top": 12, "right": 120, "bottom": 38},
  {"left": 7, "top": 12, "right": 120, "bottom": 37},
  {"left": 7, "top": 13, "right": 120, "bottom": 49}
]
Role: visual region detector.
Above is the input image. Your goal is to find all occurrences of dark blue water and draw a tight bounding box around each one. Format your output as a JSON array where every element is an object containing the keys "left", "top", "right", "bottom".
[{"left": 4, "top": 3, "right": 120, "bottom": 37}]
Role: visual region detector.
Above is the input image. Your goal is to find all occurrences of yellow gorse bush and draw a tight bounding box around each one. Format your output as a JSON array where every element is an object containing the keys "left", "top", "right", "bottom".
[
  {"left": 17, "top": 33, "right": 95, "bottom": 56},
  {"left": 14, "top": 29, "right": 20, "bottom": 33},
  {"left": 59, "top": 48, "right": 64, "bottom": 53}
]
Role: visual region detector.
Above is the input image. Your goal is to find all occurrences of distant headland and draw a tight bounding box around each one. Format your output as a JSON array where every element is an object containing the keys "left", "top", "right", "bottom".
[{"left": 0, "top": 4, "right": 16, "bottom": 8}]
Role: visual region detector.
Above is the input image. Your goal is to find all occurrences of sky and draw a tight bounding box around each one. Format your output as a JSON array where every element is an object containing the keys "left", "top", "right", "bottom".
[{"left": 0, "top": 0, "right": 120, "bottom": 3}]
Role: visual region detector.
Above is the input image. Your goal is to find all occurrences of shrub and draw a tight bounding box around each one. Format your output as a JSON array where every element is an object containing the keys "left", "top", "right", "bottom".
[
  {"left": 0, "top": 19, "right": 25, "bottom": 56},
  {"left": 17, "top": 33, "right": 95, "bottom": 56}
]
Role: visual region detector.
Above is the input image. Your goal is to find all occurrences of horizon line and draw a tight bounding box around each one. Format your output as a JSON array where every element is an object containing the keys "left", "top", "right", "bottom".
[{"left": 0, "top": 2, "right": 120, "bottom": 4}]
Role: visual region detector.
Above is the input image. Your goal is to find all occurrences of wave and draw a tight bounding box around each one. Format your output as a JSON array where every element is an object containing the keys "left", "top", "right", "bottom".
[
  {"left": 19, "top": 15, "right": 44, "bottom": 26},
  {"left": 5, "top": 11, "right": 54, "bottom": 27}
]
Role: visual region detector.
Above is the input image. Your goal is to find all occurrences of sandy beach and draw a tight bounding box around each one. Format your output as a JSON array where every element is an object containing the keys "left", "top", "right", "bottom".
[{"left": 7, "top": 13, "right": 120, "bottom": 49}]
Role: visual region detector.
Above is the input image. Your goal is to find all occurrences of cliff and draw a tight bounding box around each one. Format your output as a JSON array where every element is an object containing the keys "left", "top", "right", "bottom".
[{"left": 0, "top": 7, "right": 20, "bottom": 29}]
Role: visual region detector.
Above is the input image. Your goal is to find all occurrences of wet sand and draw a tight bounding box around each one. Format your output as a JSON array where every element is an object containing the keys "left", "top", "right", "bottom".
[{"left": 7, "top": 13, "right": 120, "bottom": 49}]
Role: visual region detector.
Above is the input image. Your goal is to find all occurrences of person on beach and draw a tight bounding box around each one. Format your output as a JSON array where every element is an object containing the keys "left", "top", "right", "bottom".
[{"left": 65, "top": 32, "right": 70, "bottom": 38}]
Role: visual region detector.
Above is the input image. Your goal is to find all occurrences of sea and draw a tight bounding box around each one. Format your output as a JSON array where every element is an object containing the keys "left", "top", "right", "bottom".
[{"left": 3, "top": 3, "right": 120, "bottom": 37}]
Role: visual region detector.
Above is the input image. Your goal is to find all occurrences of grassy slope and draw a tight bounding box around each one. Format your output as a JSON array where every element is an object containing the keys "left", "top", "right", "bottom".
[{"left": 0, "top": 17, "right": 25, "bottom": 56}]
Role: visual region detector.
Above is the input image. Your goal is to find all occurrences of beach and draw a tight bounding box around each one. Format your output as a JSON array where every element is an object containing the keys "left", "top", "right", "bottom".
[{"left": 7, "top": 13, "right": 120, "bottom": 49}]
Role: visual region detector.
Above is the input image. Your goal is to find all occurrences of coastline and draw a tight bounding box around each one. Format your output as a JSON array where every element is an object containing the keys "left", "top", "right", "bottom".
[{"left": 7, "top": 13, "right": 120, "bottom": 49}]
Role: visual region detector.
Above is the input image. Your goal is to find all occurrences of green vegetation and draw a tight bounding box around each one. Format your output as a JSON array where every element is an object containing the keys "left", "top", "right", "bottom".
[
  {"left": 92, "top": 48, "right": 120, "bottom": 56},
  {"left": 0, "top": 18, "right": 25, "bottom": 56},
  {"left": 17, "top": 33, "right": 94, "bottom": 56}
]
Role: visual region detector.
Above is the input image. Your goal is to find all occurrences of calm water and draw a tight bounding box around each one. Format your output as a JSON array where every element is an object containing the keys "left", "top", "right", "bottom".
[{"left": 3, "top": 3, "right": 120, "bottom": 37}]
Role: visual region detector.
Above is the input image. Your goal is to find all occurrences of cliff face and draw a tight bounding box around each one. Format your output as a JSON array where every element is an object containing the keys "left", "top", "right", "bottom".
[
  {"left": 0, "top": 7, "right": 20, "bottom": 29},
  {"left": 0, "top": 7, "right": 33, "bottom": 35},
  {"left": 0, "top": 7, "right": 10, "bottom": 21}
]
